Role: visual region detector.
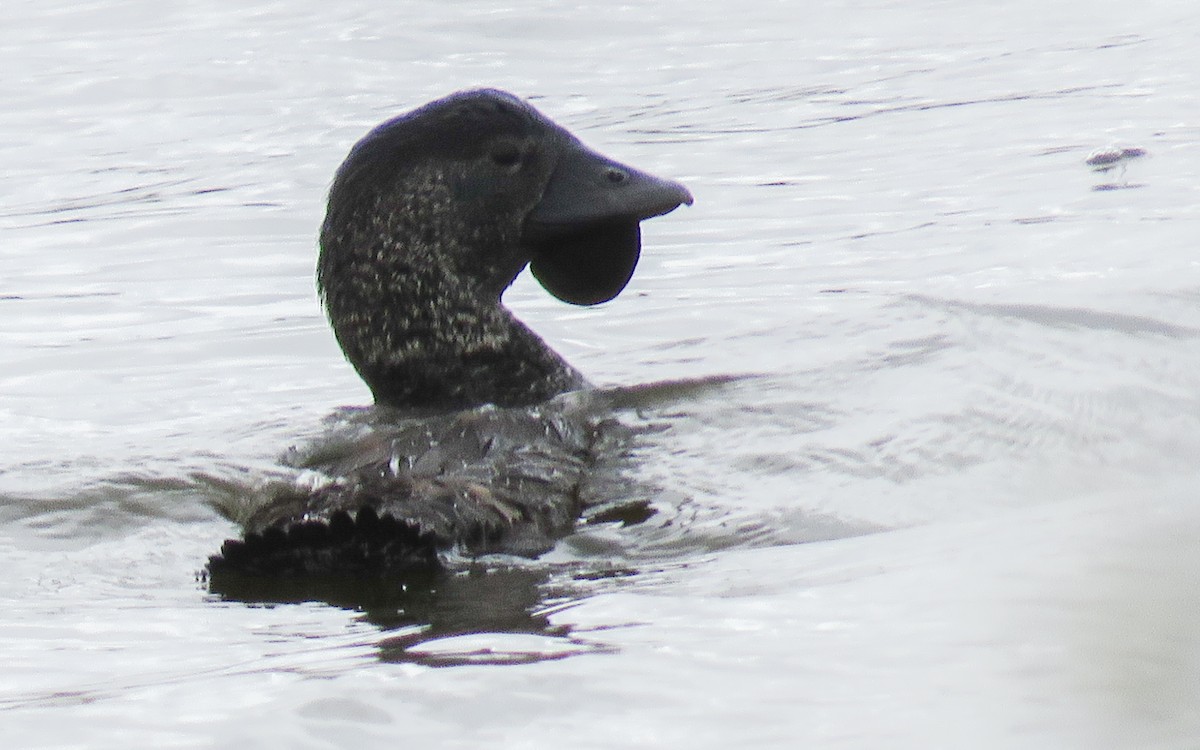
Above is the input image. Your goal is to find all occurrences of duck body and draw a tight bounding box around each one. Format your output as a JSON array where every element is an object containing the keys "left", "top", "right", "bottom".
[
  {"left": 207, "top": 89, "right": 690, "bottom": 582},
  {"left": 211, "top": 392, "right": 629, "bottom": 579}
]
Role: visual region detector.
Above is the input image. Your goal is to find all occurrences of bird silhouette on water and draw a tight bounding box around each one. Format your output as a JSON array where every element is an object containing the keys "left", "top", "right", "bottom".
[{"left": 206, "top": 89, "right": 691, "bottom": 583}]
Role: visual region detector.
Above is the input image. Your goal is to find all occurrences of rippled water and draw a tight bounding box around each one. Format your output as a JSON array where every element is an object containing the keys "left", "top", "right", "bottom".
[{"left": 4, "top": 1, "right": 1200, "bottom": 747}]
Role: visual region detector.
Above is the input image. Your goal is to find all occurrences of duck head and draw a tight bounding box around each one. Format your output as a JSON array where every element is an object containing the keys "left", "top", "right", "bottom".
[{"left": 318, "top": 89, "right": 692, "bottom": 410}]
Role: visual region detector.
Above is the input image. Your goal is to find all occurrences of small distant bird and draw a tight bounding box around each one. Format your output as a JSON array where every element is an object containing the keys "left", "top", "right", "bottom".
[{"left": 1085, "top": 146, "right": 1147, "bottom": 174}]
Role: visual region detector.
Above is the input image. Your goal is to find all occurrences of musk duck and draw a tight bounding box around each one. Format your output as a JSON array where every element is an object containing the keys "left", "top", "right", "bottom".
[{"left": 207, "top": 89, "right": 691, "bottom": 581}]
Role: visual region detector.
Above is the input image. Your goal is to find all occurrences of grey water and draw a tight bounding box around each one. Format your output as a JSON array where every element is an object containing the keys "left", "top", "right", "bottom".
[{"left": 3, "top": 1, "right": 1200, "bottom": 747}]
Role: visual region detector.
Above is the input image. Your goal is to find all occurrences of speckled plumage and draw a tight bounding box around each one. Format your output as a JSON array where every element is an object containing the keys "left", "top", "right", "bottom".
[
  {"left": 207, "top": 89, "right": 690, "bottom": 584},
  {"left": 319, "top": 158, "right": 584, "bottom": 410},
  {"left": 319, "top": 92, "right": 576, "bottom": 410}
]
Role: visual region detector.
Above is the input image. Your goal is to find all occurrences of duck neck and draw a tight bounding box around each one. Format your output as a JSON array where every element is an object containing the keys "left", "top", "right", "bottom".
[{"left": 318, "top": 205, "right": 586, "bottom": 411}]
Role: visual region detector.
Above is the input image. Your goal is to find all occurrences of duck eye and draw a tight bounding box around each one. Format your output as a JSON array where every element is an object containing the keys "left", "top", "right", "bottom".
[
  {"left": 605, "top": 167, "right": 629, "bottom": 184},
  {"left": 490, "top": 143, "right": 522, "bottom": 168}
]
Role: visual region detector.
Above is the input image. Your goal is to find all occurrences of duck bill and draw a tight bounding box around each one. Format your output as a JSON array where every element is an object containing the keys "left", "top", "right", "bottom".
[{"left": 524, "top": 140, "right": 692, "bottom": 306}]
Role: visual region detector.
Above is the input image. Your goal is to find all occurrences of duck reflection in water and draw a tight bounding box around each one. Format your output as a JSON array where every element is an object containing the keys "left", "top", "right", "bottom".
[{"left": 216, "top": 561, "right": 628, "bottom": 667}]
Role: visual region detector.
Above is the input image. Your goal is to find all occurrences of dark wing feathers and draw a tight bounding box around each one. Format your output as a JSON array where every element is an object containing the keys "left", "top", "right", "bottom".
[{"left": 207, "top": 396, "right": 621, "bottom": 580}]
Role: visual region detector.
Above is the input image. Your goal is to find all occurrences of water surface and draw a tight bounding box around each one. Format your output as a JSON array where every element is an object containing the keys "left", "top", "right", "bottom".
[{"left": 3, "top": 1, "right": 1200, "bottom": 747}]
